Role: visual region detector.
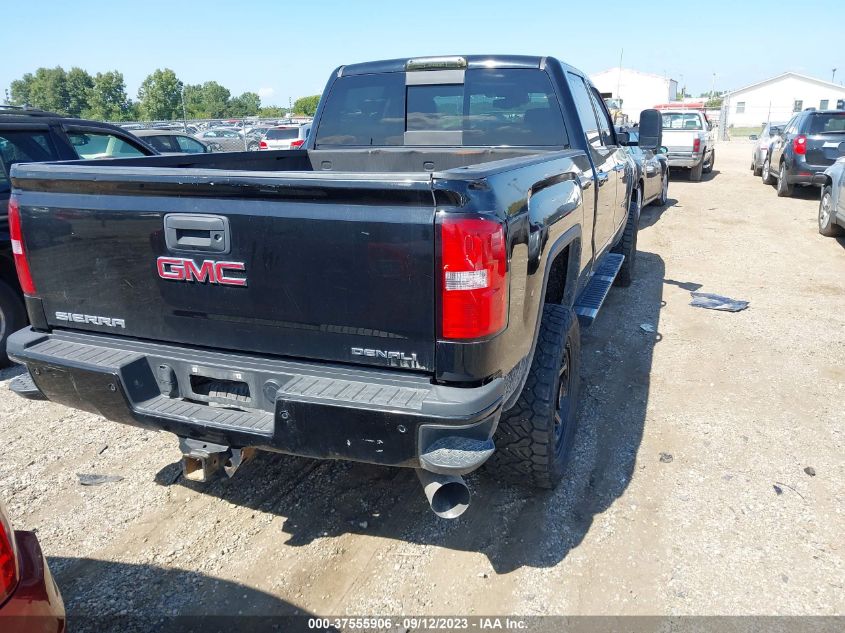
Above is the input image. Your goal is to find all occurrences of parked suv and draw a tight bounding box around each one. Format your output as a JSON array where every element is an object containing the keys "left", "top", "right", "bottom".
[
  {"left": 762, "top": 109, "right": 845, "bottom": 196},
  {"left": 0, "top": 106, "right": 156, "bottom": 365}
]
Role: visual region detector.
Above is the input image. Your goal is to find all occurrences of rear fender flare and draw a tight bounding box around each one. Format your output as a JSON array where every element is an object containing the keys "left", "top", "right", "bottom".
[{"left": 503, "top": 225, "right": 582, "bottom": 410}]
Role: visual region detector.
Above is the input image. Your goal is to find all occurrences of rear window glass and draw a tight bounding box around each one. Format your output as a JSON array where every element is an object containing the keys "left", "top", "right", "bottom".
[
  {"left": 662, "top": 113, "right": 702, "bottom": 130},
  {"left": 265, "top": 128, "right": 299, "bottom": 140},
  {"left": 808, "top": 113, "right": 845, "bottom": 134},
  {"left": 315, "top": 68, "right": 568, "bottom": 147}
]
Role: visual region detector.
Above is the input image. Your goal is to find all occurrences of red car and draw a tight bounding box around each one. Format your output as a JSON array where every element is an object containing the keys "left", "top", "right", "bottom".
[{"left": 0, "top": 501, "right": 65, "bottom": 632}]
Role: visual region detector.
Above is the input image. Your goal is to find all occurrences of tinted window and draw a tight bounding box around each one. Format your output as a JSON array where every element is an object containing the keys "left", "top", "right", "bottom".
[
  {"left": 807, "top": 113, "right": 845, "bottom": 134},
  {"left": 315, "top": 68, "right": 567, "bottom": 147},
  {"left": 566, "top": 72, "right": 602, "bottom": 150},
  {"left": 175, "top": 136, "right": 206, "bottom": 153},
  {"left": 68, "top": 132, "right": 146, "bottom": 159},
  {"left": 144, "top": 135, "right": 178, "bottom": 152},
  {"left": 0, "top": 131, "right": 61, "bottom": 193},
  {"left": 265, "top": 128, "right": 299, "bottom": 140}
]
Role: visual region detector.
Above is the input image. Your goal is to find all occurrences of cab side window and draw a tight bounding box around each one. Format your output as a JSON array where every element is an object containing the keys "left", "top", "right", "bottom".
[
  {"left": 588, "top": 88, "right": 615, "bottom": 147},
  {"left": 566, "top": 73, "right": 603, "bottom": 151}
]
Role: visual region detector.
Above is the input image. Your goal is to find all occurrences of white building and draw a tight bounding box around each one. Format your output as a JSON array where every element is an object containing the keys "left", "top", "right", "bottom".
[
  {"left": 589, "top": 68, "right": 678, "bottom": 123},
  {"left": 724, "top": 72, "right": 845, "bottom": 128}
]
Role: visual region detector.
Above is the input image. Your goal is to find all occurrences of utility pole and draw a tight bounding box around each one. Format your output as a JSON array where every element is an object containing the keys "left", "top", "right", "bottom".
[
  {"left": 180, "top": 83, "right": 188, "bottom": 133},
  {"left": 711, "top": 72, "right": 716, "bottom": 98},
  {"left": 617, "top": 48, "right": 623, "bottom": 100},
  {"left": 833, "top": 68, "right": 838, "bottom": 83}
]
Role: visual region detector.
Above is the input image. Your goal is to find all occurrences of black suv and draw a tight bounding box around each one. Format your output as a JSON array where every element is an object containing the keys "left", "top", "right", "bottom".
[
  {"left": 0, "top": 106, "right": 156, "bottom": 365},
  {"left": 762, "top": 109, "right": 845, "bottom": 197}
]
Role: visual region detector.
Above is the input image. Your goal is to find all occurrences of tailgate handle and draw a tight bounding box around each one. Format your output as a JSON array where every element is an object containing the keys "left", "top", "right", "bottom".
[{"left": 164, "top": 214, "right": 229, "bottom": 254}]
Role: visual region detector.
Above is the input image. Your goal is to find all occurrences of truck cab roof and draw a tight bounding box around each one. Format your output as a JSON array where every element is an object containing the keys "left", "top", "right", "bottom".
[{"left": 339, "top": 55, "right": 547, "bottom": 76}]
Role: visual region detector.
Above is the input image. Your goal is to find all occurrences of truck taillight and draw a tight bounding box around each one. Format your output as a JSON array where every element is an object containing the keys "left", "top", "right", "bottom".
[
  {"left": 0, "top": 507, "right": 19, "bottom": 605},
  {"left": 440, "top": 217, "right": 507, "bottom": 340},
  {"left": 290, "top": 140, "right": 305, "bottom": 148},
  {"left": 259, "top": 140, "right": 268, "bottom": 149},
  {"left": 8, "top": 195, "right": 36, "bottom": 294},
  {"left": 793, "top": 135, "right": 807, "bottom": 155},
  {"left": 693, "top": 137, "right": 701, "bottom": 153}
]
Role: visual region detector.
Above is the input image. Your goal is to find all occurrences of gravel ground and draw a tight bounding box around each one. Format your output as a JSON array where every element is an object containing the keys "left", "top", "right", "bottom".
[{"left": 1, "top": 141, "right": 843, "bottom": 626}]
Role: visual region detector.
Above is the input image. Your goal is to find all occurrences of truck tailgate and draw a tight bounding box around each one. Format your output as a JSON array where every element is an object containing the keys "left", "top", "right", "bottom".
[{"left": 13, "top": 166, "right": 437, "bottom": 372}]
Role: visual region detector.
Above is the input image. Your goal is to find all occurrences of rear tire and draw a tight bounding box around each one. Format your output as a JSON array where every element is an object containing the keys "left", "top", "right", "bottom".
[
  {"left": 612, "top": 189, "right": 641, "bottom": 287},
  {"left": 761, "top": 156, "right": 775, "bottom": 185},
  {"left": 651, "top": 169, "right": 669, "bottom": 206},
  {"left": 752, "top": 154, "right": 762, "bottom": 177},
  {"left": 703, "top": 149, "right": 715, "bottom": 174},
  {"left": 776, "top": 162, "right": 794, "bottom": 197},
  {"left": 689, "top": 158, "right": 703, "bottom": 181},
  {"left": 489, "top": 304, "right": 580, "bottom": 489},
  {"left": 0, "top": 280, "right": 26, "bottom": 368},
  {"left": 819, "top": 185, "right": 843, "bottom": 237}
]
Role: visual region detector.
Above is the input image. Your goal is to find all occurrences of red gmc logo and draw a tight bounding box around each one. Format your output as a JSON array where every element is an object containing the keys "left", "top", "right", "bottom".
[{"left": 157, "top": 257, "right": 247, "bottom": 286}]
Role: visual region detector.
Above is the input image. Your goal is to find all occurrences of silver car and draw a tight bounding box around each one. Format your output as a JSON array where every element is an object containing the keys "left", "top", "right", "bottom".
[
  {"left": 815, "top": 156, "right": 845, "bottom": 237},
  {"left": 195, "top": 128, "right": 258, "bottom": 152},
  {"left": 750, "top": 122, "right": 786, "bottom": 176}
]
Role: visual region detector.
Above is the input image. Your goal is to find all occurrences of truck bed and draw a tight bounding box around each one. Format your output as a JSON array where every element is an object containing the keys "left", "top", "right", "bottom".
[{"left": 11, "top": 147, "right": 583, "bottom": 376}]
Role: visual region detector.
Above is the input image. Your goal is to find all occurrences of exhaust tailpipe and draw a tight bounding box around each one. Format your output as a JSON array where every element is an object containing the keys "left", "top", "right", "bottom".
[{"left": 416, "top": 469, "right": 470, "bottom": 519}]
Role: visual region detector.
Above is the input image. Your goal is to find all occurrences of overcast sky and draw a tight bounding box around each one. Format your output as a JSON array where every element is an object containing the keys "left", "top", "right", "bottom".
[{"left": 4, "top": 0, "right": 843, "bottom": 107}]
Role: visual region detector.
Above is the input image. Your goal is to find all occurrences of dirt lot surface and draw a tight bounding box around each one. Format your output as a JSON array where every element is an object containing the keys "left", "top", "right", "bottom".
[{"left": 1, "top": 141, "right": 843, "bottom": 625}]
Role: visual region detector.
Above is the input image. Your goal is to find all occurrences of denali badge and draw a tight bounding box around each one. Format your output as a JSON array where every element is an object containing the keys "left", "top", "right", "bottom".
[
  {"left": 55, "top": 312, "right": 126, "bottom": 328},
  {"left": 157, "top": 257, "right": 247, "bottom": 286},
  {"left": 351, "top": 347, "right": 420, "bottom": 369}
]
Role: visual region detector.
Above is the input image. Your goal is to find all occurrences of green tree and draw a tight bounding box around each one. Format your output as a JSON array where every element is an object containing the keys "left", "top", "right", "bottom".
[
  {"left": 200, "top": 81, "right": 230, "bottom": 118},
  {"left": 137, "top": 68, "right": 182, "bottom": 120},
  {"left": 181, "top": 83, "right": 205, "bottom": 118},
  {"left": 9, "top": 73, "right": 35, "bottom": 106},
  {"left": 258, "top": 105, "right": 287, "bottom": 117},
  {"left": 292, "top": 95, "right": 320, "bottom": 117},
  {"left": 28, "top": 67, "right": 70, "bottom": 113},
  {"left": 228, "top": 91, "right": 260, "bottom": 117},
  {"left": 65, "top": 67, "right": 93, "bottom": 117},
  {"left": 86, "top": 71, "right": 132, "bottom": 121}
]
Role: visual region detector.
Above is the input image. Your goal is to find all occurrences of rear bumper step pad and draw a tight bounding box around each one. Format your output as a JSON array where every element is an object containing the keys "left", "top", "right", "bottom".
[{"left": 7, "top": 328, "right": 503, "bottom": 473}]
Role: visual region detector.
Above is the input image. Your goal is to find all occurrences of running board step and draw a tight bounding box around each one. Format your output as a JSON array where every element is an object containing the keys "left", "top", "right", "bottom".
[{"left": 573, "top": 253, "right": 624, "bottom": 327}]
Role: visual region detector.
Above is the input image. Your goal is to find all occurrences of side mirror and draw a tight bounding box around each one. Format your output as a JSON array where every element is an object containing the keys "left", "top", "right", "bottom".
[
  {"left": 749, "top": 134, "right": 758, "bottom": 140},
  {"left": 637, "top": 109, "right": 662, "bottom": 150}
]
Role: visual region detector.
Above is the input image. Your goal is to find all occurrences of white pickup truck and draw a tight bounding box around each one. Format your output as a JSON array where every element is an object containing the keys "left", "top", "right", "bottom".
[{"left": 661, "top": 110, "right": 715, "bottom": 181}]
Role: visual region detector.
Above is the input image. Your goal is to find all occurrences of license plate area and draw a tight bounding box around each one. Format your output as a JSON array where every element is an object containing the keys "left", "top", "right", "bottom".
[{"left": 184, "top": 364, "right": 256, "bottom": 408}]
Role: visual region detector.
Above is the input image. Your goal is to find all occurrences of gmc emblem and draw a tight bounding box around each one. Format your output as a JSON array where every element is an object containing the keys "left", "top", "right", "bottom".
[{"left": 157, "top": 257, "right": 247, "bottom": 286}]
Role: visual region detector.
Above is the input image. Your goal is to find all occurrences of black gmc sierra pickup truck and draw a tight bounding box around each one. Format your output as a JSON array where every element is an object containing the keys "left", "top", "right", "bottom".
[{"left": 7, "top": 55, "right": 662, "bottom": 519}]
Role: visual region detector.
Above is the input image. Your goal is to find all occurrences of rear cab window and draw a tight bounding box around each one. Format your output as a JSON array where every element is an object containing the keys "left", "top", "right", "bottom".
[
  {"left": 661, "top": 113, "right": 703, "bottom": 130},
  {"left": 315, "top": 68, "right": 568, "bottom": 147}
]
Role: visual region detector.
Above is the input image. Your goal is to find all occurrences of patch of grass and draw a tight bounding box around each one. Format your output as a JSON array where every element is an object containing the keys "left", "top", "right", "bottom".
[{"left": 728, "top": 126, "right": 763, "bottom": 139}]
